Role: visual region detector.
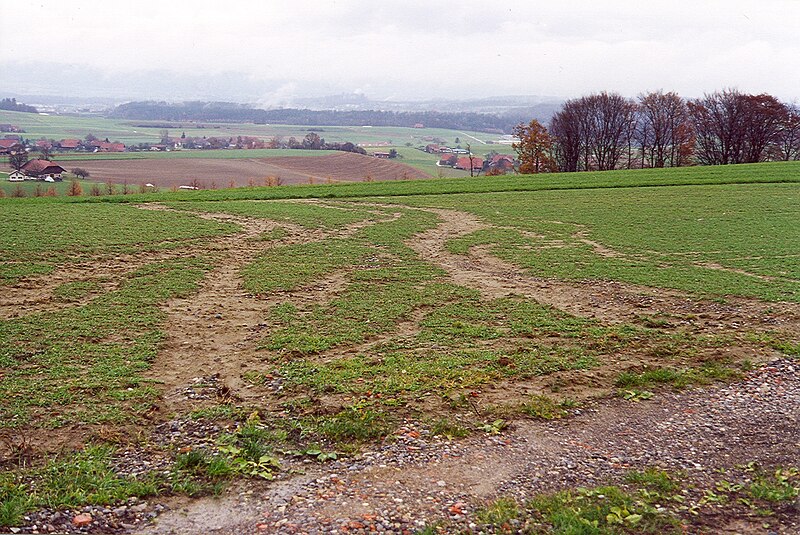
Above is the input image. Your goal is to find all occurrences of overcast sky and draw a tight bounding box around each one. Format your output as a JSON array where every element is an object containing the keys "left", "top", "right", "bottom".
[{"left": 1, "top": 0, "right": 798, "bottom": 103}]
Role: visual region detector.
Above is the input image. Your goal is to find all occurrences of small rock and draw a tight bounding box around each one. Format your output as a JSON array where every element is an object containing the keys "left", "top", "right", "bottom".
[{"left": 72, "top": 513, "right": 93, "bottom": 527}]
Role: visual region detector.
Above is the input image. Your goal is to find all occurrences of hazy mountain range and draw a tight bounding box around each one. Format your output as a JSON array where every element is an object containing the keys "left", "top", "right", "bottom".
[{"left": 0, "top": 62, "right": 561, "bottom": 121}]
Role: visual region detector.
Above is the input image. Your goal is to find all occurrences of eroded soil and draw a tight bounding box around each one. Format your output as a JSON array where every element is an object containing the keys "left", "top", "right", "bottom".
[
  {"left": 134, "top": 202, "right": 798, "bottom": 534},
  {"left": 7, "top": 200, "right": 799, "bottom": 534}
]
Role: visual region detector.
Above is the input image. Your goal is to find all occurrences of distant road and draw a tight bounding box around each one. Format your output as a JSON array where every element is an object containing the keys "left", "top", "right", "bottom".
[{"left": 458, "top": 132, "right": 487, "bottom": 145}]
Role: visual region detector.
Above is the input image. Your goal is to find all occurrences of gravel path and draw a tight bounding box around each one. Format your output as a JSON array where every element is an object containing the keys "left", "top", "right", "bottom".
[{"left": 132, "top": 357, "right": 799, "bottom": 535}]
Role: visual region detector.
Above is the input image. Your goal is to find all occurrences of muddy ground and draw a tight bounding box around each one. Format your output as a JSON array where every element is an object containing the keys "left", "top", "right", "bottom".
[
  {"left": 63, "top": 152, "right": 429, "bottom": 188},
  {"left": 6, "top": 201, "right": 799, "bottom": 534}
]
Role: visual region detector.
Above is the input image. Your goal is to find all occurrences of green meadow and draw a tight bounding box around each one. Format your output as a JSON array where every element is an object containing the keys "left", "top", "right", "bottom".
[{"left": 1, "top": 162, "right": 798, "bottom": 528}]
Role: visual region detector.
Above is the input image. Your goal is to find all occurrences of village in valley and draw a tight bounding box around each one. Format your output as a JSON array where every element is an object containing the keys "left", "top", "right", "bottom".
[{"left": 1, "top": 118, "right": 521, "bottom": 190}]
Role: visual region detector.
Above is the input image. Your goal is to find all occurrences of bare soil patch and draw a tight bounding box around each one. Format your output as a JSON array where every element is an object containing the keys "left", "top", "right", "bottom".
[
  {"left": 66, "top": 152, "right": 429, "bottom": 188},
  {"left": 142, "top": 203, "right": 402, "bottom": 417},
  {"left": 0, "top": 249, "right": 192, "bottom": 320}
]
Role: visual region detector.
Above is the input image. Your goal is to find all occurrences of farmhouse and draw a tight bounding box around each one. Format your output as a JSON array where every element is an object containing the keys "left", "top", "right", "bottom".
[
  {"left": 0, "top": 139, "right": 22, "bottom": 154},
  {"left": 98, "top": 142, "right": 126, "bottom": 152},
  {"left": 374, "top": 152, "right": 391, "bottom": 159},
  {"left": 58, "top": 139, "right": 81, "bottom": 150},
  {"left": 438, "top": 154, "right": 457, "bottom": 166},
  {"left": 0, "top": 124, "right": 23, "bottom": 133},
  {"left": 20, "top": 159, "right": 66, "bottom": 181},
  {"left": 489, "top": 154, "right": 516, "bottom": 171},
  {"left": 454, "top": 156, "right": 484, "bottom": 171},
  {"left": 8, "top": 171, "right": 25, "bottom": 182}
]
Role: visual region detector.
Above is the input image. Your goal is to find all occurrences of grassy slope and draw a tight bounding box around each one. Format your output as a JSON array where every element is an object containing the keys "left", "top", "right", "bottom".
[
  {"left": 2, "top": 162, "right": 798, "bottom": 528},
  {"left": 405, "top": 182, "right": 800, "bottom": 302},
  {"left": 0, "top": 160, "right": 796, "bottom": 204}
]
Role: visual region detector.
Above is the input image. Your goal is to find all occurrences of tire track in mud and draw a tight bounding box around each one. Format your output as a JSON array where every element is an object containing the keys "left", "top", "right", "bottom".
[
  {"left": 400, "top": 205, "right": 800, "bottom": 340},
  {"left": 140, "top": 203, "right": 403, "bottom": 416},
  {"left": 0, "top": 248, "right": 198, "bottom": 320},
  {"left": 135, "top": 203, "right": 800, "bottom": 535}
]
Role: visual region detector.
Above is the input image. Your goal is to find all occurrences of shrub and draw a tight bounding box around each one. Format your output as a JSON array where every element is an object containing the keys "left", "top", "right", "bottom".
[{"left": 67, "top": 179, "right": 82, "bottom": 196}]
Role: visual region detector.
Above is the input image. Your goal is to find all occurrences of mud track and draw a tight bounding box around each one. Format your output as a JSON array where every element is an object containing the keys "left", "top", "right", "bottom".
[
  {"left": 142, "top": 203, "right": 400, "bottom": 416},
  {"left": 137, "top": 202, "right": 799, "bottom": 534},
  {"left": 403, "top": 206, "right": 800, "bottom": 340}
]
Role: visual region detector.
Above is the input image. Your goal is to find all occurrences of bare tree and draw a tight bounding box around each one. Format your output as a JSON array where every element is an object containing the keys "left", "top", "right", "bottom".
[
  {"left": 688, "top": 89, "right": 745, "bottom": 165},
  {"left": 586, "top": 92, "right": 637, "bottom": 170},
  {"left": 689, "top": 89, "right": 788, "bottom": 165},
  {"left": 38, "top": 144, "right": 52, "bottom": 160},
  {"left": 71, "top": 168, "right": 90, "bottom": 179},
  {"left": 550, "top": 93, "right": 635, "bottom": 172},
  {"left": 550, "top": 100, "right": 584, "bottom": 172},
  {"left": 740, "top": 93, "right": 788, "bottom": 163},
  {"left": 775, "top": 103, "right": 800, "bottom": 160},
  {"left": 8, "top": 151, "right": 27, "bottom": 171},
  {"left": 636, "top": 91, "right": 693, "bottom": 168}
]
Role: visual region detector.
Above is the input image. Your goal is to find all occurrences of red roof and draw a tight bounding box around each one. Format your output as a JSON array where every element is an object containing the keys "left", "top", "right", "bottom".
[
  {"left": 21, "top": 159, "right": 65, "bottom": 175},
  {"left": 59, "top": 139, "right": 81, "bottom": 148},
  {"left": 99, "top": 142, "right": 125, "bottom": 152},
  {"left": 0, "top": 139, "right": 20, "bottom": 148},
  {"left": 491, "top": 154, "right": 514, "bottom": 164},
  {"left": 455, "top": 157, "right": 483, "bottom": 170}
]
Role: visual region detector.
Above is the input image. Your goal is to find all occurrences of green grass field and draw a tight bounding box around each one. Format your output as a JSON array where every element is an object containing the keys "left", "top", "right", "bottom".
[
  {"left": 0, "top": 109, "right": 494, "bottom": 149},
  {"left": 0, "top": 109, "right": 498, "bottom": 176},
  {"left": 1, "top": 162, "right": 798, "bottom": 529}
]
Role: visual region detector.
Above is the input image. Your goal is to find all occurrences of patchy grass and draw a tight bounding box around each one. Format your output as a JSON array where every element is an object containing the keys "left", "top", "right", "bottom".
[
  {"left": 527, "top": 485, "right": 681, "bottom": 534},
  {"left": 310, "top": 407, "right": 395, "bottom": 443},
  {"left": 615, "top": 362, "right": 742, "bottom": 391},
  {"left": 408, "top": 183, "right": 800, "bottom": 302},
  {"left": 253, "top": 226, "right": 289, "bottom": 241},
  {"left": 52, "top": 279, "right": 106, "bottom": 302},
  {"left": 0, "top": 446, "right": 160, "bottom": 527},
  {"left": 0, "top": 258, "right": 211, "bottom": 429},
  {"left": 243, "top": 238, "right": 372, "bottom": 294},
  {"left": 0, "top": 262, "right": 54, "bottom": 286},
  {"left": 2, "top": 167, "right": 797, "bottom": 526},
  {"left": 747, "top": 467, "right": 799, "bottom": 503},
  {"left": 475, "top": 496, "right": 520, "bottom": 526},
  {"left": 0, "top": 203, "right": 235, "bottom": 263},
  {"left": 429, "top": 418, "right": 470, "bottom": 439},
  {"left": 470, "top": 464, "right": 800, "bottom": 534},
  {"left": 625, "top": 468, "right": 680, "bottom": 494},
  {"left": 521, "top": 395, "right": 575, "bottom": 420}
]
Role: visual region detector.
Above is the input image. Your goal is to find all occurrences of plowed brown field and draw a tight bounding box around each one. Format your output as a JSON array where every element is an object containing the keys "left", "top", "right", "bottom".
[{"left": 66, "top": 152, "right": 430, "bottom": 187}]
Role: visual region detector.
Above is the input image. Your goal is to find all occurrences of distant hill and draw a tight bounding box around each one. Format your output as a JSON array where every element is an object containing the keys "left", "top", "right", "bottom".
[{"left": 109, "top": 101, "right": 545, "bottom": 134}]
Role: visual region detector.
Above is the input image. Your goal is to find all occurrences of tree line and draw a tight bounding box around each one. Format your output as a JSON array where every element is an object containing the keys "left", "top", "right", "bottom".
[
  {"left": 110, "top": 101, "right": 527, "bottom": 133},
  {"left": 514, "top": 89, "right": 800, "bottom": 173},
  {"left": 0, "top": 98, "right": 37, "bottom": 113}
]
